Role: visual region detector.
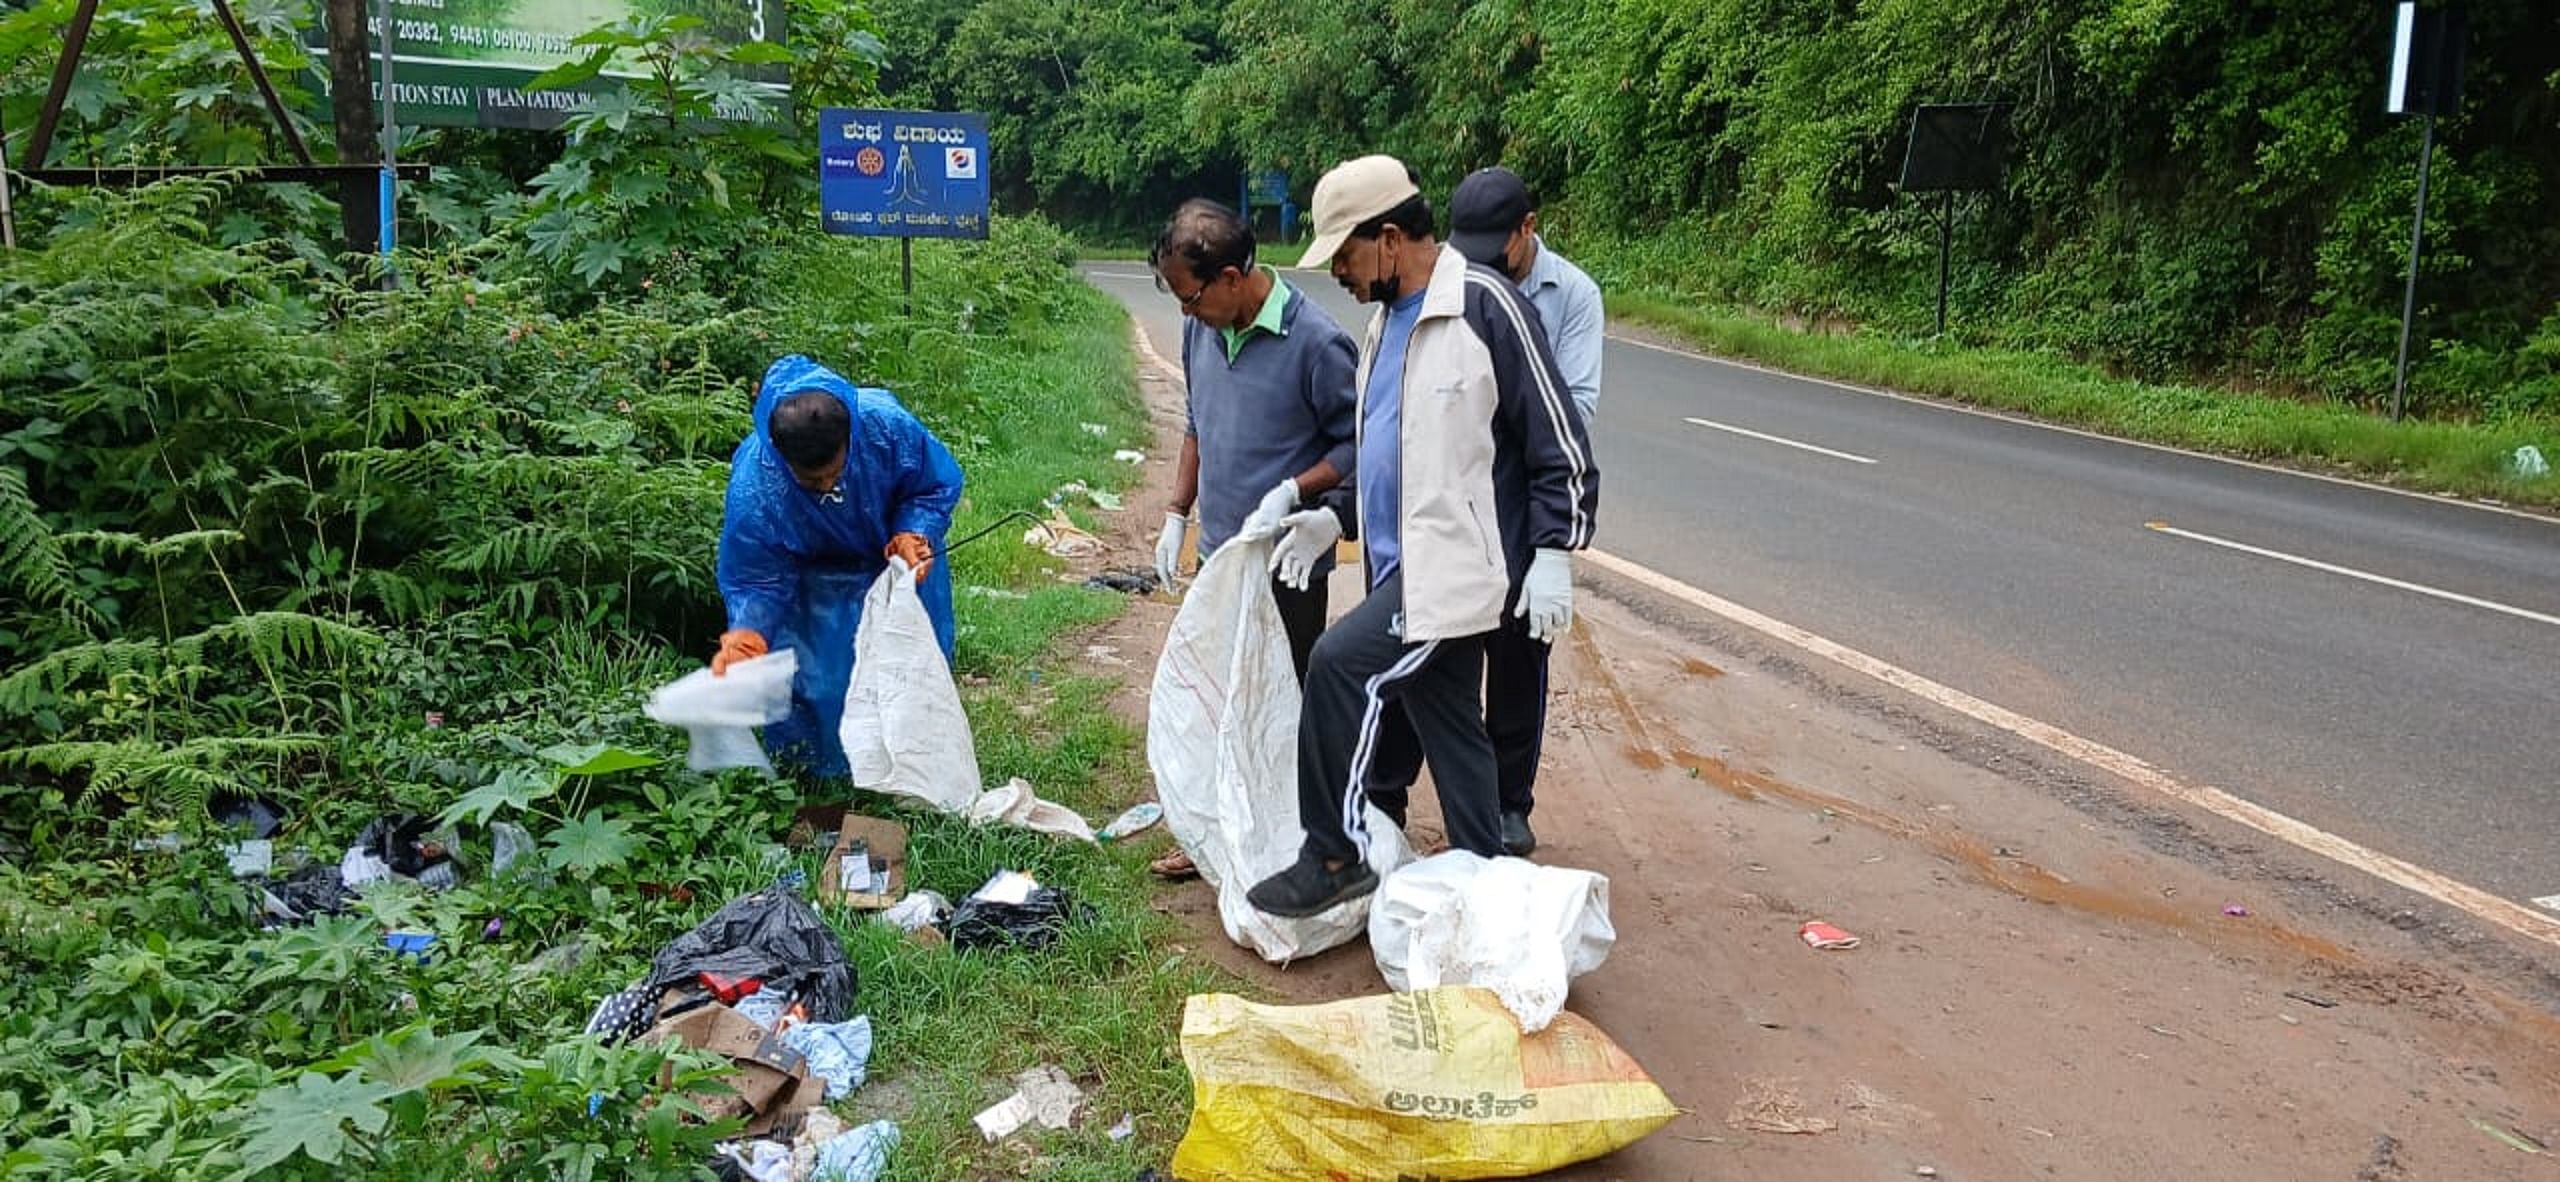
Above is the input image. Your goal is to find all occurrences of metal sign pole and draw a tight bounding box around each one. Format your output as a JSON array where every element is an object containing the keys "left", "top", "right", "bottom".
[
  {"left": 376, "top": 0, "right": 398, "bottom": 264},
  {"left": 1934, "top": 190, "right": 1954, "bottom": 337},
  {"left": 901, "top": 235, "right": 913, "bottom": 316},
  {"left": 0, "top": 106, "right": 18, "bottom": 250},
  {"left": 2390, "top": 113, "right": 2435, "bottom": 423}
]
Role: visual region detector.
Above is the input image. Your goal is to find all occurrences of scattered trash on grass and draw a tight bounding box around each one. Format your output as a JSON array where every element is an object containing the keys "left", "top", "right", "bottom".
[
  {"left": 973, "top": 1064, "right": 1084, "bottom": 1141},
  {"left": 1025, "top": 513, "right": 1102, "bottom": 558},
  {"left": 1113, "top": 449, "right": 1147, "bottom": 464},
  {"left": 1799, "top": 921, "right": 1860, "bottom": 950},
  {"left": 809, "top": 1119, "right": 898, "bottom": 1180},
  {"left": 877, "top": 891, "right": 950, "bottom": 933},
  {"left": 781, "top": 1016, "right": 875, "bottom": 1101},
  {"left": 583, "top": 887, "right": 856, "bottom": 1045},
  {"left": 2511, "top": 445, "right": 2549, "bottom": 479},
  {"left": 2222, "top": 904, "right": 2251, "bottom": 918},
  {"left": 1097, "top": 802, "right": 1164, "bottom": 843},
  {"left": 816, "top": 816, "right": 908, "bottom": 910},
  {"left": 965, "top": 778, "right": 1098, "bottom": 842},
  {"left": 950, "top": 870, "right": 1091, "bottom": 952},
  {"left": 1108, "top": 1113, "right": 1137, "bottom": 1141},
  {"left": 1083, "top": 568, "right": 1161, "bottom": 595},
  {"left": 1047, "top": 480, "right": 1124, "bottom": 512}
]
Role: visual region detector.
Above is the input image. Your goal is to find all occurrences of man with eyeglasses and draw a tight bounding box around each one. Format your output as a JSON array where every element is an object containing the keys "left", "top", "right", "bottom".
[
  {"left": 1148, "top": 198, "right": 1361, "bottom": 681},
  {"left": 1145, "top": 198, "right": 1361, "bottom": 883}
]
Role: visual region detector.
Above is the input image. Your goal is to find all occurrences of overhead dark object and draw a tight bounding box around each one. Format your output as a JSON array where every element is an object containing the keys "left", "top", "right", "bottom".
[
  {"left": 2386, "top": 1, "right": 2467, "bottom": 118},
  {"left": 1900, "top": 103, "right": 2009, "bottom": 194}
]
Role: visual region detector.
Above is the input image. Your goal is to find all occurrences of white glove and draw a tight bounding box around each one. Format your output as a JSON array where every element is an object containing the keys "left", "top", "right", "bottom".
[
  {"left": 1239, "top": 478, "right": 1300, "bottom": 539},
  {"left": 1269, "top": 507, "right": 1344, "bottom": 591},
  {"left": 1515, "top": 548, "right": 1574, "bottom": 642},
  {"left": 1154, "top": 511, "right": 1189, "bottom": 589}
]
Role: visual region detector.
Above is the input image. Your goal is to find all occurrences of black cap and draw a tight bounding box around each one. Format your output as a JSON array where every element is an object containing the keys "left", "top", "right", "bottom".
[{"left": 1447, "top": 166, "right": 1532, "bottom": 268}]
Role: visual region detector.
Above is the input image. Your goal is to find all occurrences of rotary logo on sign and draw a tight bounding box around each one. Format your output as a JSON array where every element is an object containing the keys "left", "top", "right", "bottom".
[
  {"left": 855, "top": 146, "right": 885, "bottom": 177},
  {"left": 944, "top": 146, "right": 979, "bottom": 180}
]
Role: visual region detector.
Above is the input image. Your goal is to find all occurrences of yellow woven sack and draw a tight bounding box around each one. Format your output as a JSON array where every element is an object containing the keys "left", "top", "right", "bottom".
[{"left": 1170, "top": 987, "right": 1677, "bottom": 1181}]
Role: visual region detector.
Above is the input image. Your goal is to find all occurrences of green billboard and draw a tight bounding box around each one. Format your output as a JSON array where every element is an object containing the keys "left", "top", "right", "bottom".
[{"left": 303, "top": 0, "right": 788, "bottom": 129}]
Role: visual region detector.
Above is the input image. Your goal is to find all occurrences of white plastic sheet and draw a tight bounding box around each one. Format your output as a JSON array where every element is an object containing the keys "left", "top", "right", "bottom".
[
  {"left": 1148, "top": 529, "right": 1410, "bottom": 963},
  {"left": 841, "top": 560, "right": 983, "bottom": 811},
  {"left": 644, "top": 649, "right": 800, "bottom": 773},
  {"left": 1368, "top": 850, "right": 1616, "bottom": 1032}
]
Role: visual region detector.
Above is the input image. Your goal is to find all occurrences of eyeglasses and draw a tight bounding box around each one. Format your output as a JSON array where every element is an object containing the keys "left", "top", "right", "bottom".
[{"left": 1155, "top": 266, "right": 1234, "bottom": 309}]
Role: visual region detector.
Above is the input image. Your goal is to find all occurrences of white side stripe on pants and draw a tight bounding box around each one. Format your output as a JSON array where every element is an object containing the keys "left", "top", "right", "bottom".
[{"left": 1340, "top": 638, "right": 1440, "bottom": 862}]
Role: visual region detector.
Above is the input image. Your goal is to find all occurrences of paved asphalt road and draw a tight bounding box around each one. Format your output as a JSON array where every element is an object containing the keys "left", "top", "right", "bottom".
[{"left": 1082, "top": 262, "right": 2560, "bottom": 912}]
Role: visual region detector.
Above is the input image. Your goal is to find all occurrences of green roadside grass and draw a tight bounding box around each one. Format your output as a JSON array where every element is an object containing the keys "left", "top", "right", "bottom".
[{"left": 1607, "top": 292, "right": 2560, "bottom": 509}]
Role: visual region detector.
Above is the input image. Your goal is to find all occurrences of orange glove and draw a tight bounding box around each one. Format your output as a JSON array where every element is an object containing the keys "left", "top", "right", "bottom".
[
  {"left": 711, "top": 628, "right": 767, "bottom": 676},
  {"left": 886, "top": 532, "right": 935, "bottom": 580}
]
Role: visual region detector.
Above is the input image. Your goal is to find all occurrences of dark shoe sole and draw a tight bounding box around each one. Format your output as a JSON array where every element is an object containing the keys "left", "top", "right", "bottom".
[{"left": 1246, "top": 864, "right": 1380, "bottom": 918}]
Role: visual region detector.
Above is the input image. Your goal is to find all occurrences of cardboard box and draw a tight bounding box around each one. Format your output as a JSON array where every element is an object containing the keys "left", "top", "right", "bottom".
[
  {"left": 817, "top": 815, "right": 908, "bottom": 910},
  {"left": 642, "top": 1002, "right": 818, "bottom": 1136}
]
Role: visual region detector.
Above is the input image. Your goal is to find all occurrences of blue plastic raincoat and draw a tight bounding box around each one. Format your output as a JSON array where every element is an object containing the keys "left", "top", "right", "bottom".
[{"left": 719, "top": 356, "right": 965, "bottom": 777}]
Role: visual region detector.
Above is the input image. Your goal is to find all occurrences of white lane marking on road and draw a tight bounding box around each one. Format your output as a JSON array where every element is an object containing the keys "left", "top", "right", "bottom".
[
  {"left": 1579, "top": 546, "right": 2560, "bottom": 950},
  {"left": 1683, "top": 416, "right": 1877, "bottom": 465},
  {"left": 1129, "top": 315, "right": 1181, "bottom": 380},
  {"left": 1608, "top": 331, "right": 2560, "bottom": 527},
  {"left": 2146, "top": 521, "right": 2560, "bottom": 629}
]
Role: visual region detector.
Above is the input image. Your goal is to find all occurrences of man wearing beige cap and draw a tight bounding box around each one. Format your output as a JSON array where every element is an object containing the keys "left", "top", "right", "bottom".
[{"left": 1246, "top": 154, "right": 1599, "bottom": 918}]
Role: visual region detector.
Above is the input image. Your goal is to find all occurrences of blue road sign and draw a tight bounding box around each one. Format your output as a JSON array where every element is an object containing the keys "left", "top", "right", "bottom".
[{"left": 820, "top": 108, "right": 991, "bottom": 240}]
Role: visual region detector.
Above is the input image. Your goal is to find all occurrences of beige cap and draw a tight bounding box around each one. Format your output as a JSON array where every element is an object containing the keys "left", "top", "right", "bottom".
[{"left": 1295, "top": 154, "right": 1422, "bottom": 270}]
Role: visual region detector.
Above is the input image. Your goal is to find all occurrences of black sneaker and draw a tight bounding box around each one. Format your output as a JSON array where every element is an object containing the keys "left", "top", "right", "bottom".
[
  {"left": 1246, "top": 855, "right": 1379, "bottom": 918},
  {"left": 1501, "top": 811, "right": 1537, "bottom": 857}
]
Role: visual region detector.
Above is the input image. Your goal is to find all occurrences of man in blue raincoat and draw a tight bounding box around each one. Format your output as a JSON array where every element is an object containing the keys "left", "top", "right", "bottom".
[{"left": 712, "top": 355, "right": 966, "bottom": 778}]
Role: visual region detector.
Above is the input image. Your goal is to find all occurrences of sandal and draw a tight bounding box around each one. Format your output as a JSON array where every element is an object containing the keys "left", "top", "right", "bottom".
[{"left": 1148, "top": 850, "right": 1200, "bottom": 881}]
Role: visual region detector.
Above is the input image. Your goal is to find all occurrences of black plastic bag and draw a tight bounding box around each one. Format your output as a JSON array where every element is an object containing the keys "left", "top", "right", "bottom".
[
  {"left": 589, "top": 887, "right": 857, "bottom": 1044},
  {"left": 950, "top": 885, "right": 1091, "bottom": 952}
]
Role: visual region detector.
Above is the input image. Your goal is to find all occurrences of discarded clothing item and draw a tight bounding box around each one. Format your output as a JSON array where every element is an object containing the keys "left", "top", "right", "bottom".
[
  {"left": 1170, "top": 988, "right": 1678, "bottom": 1181},
  {"left": 589, "top": 887, "right": 858, "bottom": 1044},
  {"left": 973, "top": 1064, "right": 1083, "bottom": 1141},
  {"left": 645, "top": 649, "right": 802, "bottom": 774},
  {"left": 810, "top": 1120, "right": 898, "bottom": 1182},
  {"left": 781, "top": 1016, "right": 874, "bottom": 1101},
  {"left": 950, "top": 871, "right": 1091, "bottom": 953}
]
